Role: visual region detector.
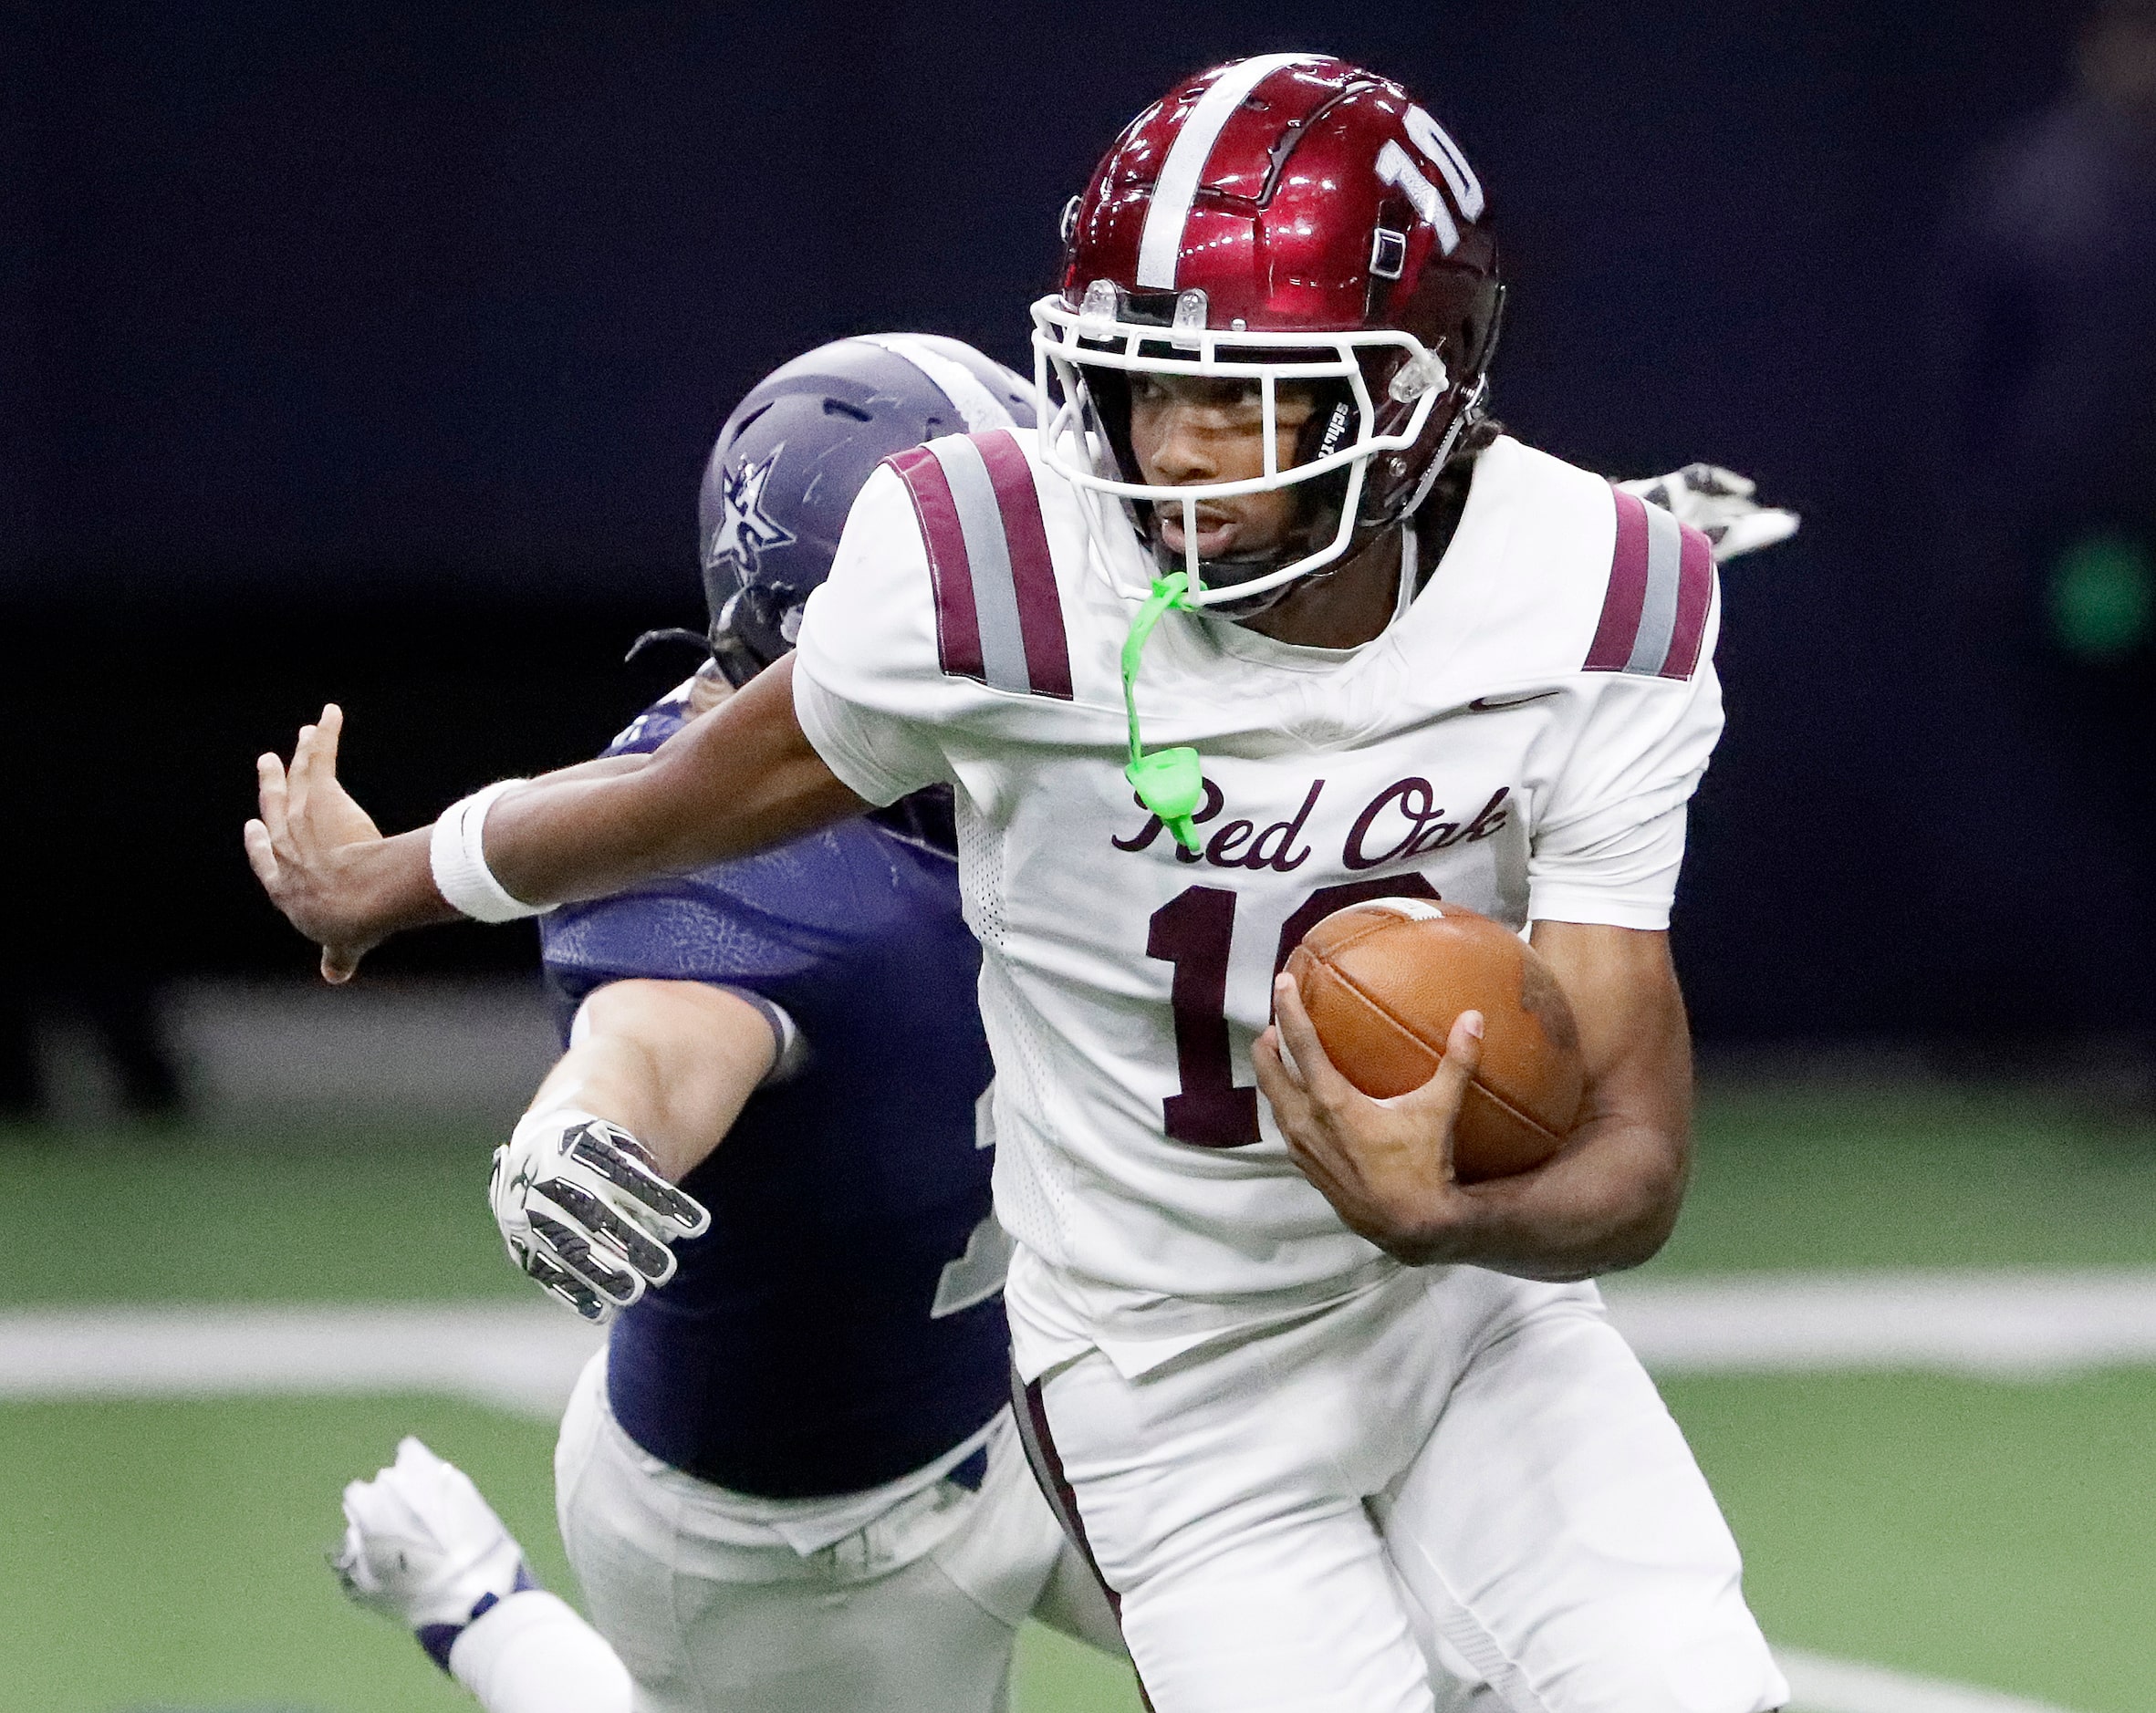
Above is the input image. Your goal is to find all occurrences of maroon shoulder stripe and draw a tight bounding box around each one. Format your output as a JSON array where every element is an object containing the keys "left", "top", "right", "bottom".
[
  {"left": 1585, "top": 486, "right": 1652, "bottom": 672},
  {"left": 884, "top": 444, "right": 984, "bottom": 684},
  {"left": 972, "top": 430, "right": 1074, "bottom": 700},
  {"left": 1585, "top": 485, "right": 1714, "bottom": 680},
  {"left": 1660, "top": 520, "right": 1714, "bottom": 680},
  {"left": 894, "top": 430, "right": 1075, "bottom": 699}
]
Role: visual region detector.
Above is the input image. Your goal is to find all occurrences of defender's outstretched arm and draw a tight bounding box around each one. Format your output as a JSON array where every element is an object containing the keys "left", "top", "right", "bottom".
[
  {"left": 494, "top": 980, "right": 778, "bottom": 1320},
  {"left": 1617, "top": 463, "right": 1799, "bottom": 562},
  {"left": 245, "top": 656, "right": 866, "bottom": 982}
]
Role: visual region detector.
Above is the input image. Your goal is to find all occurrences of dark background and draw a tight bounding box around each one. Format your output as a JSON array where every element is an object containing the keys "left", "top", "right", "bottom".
[{"left": 1, "top": 2, "right": 2097, "bottom": 1033}]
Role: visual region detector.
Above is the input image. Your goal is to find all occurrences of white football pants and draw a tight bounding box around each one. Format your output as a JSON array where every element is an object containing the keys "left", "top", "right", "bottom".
[
  {"left": 554, "top": 1354, "right": 1124, "bottom": 1713},
  {"left": 1024, "top": 1268, "right": 1787, "bottom": 1713}
]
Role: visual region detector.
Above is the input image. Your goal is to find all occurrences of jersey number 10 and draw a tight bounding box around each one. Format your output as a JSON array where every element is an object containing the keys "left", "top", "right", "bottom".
[{"left": 1144, "top": 875, "right": 1440, "bottom": 1149}]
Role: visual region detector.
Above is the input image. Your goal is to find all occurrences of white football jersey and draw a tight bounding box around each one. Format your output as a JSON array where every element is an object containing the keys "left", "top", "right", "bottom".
[{"left": 793, "top": 429, "right": 1722, "bottom": 1378}]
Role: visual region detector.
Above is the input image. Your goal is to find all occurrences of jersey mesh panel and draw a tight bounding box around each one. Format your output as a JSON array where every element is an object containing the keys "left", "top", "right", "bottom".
[
  {"left": 955, "top": 797, "right": 1075, "bottom": 1251},
  {"left": 956, "top": 794, "right": 1006, "bottom": 950},
  {"left": 984, "top": 959, "right": 1070, "bottom": 1261}
]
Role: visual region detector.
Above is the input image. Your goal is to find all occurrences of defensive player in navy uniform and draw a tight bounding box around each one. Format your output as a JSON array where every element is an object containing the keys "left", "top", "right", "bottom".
[{"left": 332, "top": 335, "right": 1127, "bottom": 1713}]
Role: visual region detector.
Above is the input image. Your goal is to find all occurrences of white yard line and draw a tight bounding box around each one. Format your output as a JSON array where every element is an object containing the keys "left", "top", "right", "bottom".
[
  {"left": 6, "top": 1270, "right": 2156, "bottom": 1417},
  {"left": 1600, "top": 1268, "right": 2156, "bottom": 1378},
  {"left": 0, "top": 1302, "right": 603, "bottom": 1418},
  {"left": 1776, "top": 1646, "right": 2081, "bottom": 1713}
]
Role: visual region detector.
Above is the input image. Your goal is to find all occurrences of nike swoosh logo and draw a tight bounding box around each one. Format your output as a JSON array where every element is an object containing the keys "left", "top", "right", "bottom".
[{"left": 1467, "top": 691, "right": 1559, "bottom": 712}]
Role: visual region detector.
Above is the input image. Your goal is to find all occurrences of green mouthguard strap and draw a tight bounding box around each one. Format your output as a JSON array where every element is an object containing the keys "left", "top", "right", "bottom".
[{"left": 1120, "top": 573, "right": 1205, "bottom": 854}]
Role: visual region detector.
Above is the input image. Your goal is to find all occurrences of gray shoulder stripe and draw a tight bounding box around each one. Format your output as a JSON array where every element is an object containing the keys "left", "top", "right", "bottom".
[{"left": 1625, "top": 498, "right": 1686, "bottom": 676}]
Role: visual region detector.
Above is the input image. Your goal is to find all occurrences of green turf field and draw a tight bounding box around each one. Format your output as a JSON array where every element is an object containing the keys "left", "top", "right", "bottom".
[{"left": 5, "top": 1075, "right": 2153, "bottom": 1711}]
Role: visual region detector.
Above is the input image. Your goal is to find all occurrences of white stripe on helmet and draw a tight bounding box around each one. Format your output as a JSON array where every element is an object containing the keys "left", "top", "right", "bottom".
[
  {"left": 857, "top": 334, "right": 1020, "bottom": 433},
  {"left": 1135, "top": 53, "right": 1325, "bottom": 290}
]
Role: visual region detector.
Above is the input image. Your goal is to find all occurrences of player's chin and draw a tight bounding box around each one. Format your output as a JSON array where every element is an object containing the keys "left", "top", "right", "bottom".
[
  {"left": 1151, "top": 539, "right": 1297, "bottom": 618},
  {"left": 1206, "top": 574, "right": 1297, "bottom": 619}
]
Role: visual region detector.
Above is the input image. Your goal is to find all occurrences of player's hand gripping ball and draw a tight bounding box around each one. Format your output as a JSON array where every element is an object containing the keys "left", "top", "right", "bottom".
[{"left": 1284, "top": 898, "right": 1584, "bottom": 1182}]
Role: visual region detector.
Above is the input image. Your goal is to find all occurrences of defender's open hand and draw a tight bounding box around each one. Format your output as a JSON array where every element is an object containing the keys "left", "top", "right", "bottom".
[
  {"left": 492, "top": 1109, "right": 712, "bottom": 1321},
  {"left": 1615, "top": 463, "right": 1799, "bottom": 562},
  {"left": 1253, "top": 972, "right": 1487, "bottom": 1266},
  {"left": 245, "top": 704, "right": 397, "bottom": 984}
]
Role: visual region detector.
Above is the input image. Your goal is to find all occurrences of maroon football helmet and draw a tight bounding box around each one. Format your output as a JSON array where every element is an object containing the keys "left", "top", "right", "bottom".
[{"left": 1032, "top": 54, "right": 1503, "bottom": 606}]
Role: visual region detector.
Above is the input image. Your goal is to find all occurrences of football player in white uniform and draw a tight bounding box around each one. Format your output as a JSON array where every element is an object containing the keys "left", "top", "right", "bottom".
[{"left": 251, "top": 55, "right": 1794, "bottom": 1713}]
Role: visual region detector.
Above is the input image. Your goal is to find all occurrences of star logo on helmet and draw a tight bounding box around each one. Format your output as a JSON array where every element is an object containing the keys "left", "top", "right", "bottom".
[{"left": 704, "top": 447, "right": 797, "bottom": 578}]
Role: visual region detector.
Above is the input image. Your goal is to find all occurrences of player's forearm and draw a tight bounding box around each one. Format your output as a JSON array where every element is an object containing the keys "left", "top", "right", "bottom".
[
  {"left": 251, "top": 665, "right": 864, "bottom": 980},
  {"left": 529, "top": 981, "right": 778, "bottom": 1181},
  {"left": 1432, "top": 918, "right": 1691, "bottom": 1278},
  {"left": 318, "top": 754, "right": 656, "bottom": 923},
  {"left": 528, "top": 1035, "right": 678, "bottom": 1172},
  {"left": 340, "top": 827, "right": 467, "bottom": 937},
  {"left": 484, "top": 658, "right": 865, "bottom": 907},
  {"left": 1432, "top": 1117, "right": 1690, "bottom": 1280},
  {"left": 280, "top": 764, "right": 658, "bottom": 950}
]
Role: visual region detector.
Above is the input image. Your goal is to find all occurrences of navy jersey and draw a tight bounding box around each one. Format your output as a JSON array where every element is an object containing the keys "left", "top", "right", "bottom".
[{"left": 539, "top": 684, "right": 1005, "bottom": 1500}]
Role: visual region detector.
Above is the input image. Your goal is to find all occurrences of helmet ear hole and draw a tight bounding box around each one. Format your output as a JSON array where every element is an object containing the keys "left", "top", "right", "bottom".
[{"left": 1076, "top": 361, "right": 1140, "bottom": 483}]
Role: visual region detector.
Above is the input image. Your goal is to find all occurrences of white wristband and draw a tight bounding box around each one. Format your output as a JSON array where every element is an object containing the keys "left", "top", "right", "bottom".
[{"left": 430, "top": 781, "right": 556, "bottom": 923}]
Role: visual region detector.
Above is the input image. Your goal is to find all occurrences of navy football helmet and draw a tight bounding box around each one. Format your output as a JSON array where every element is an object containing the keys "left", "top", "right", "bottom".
[{"left": 700, "top": 335, "right": 1038, "bottom": 685}]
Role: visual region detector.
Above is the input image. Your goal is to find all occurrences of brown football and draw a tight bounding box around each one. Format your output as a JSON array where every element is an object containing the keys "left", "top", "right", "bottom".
[{"left": 1284, "top": 898, "right": 1585, "bottom": 1184}]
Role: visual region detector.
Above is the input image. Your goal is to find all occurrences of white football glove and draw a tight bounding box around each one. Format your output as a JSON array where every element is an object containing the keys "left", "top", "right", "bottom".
[
  {"left": 490, "top": 1106, "right": 711, "bottom": 1321},
  {"left": 1617, "top": 462, "right": 1799, "bottom": 562},
  {"left": 333, "top": 1437, "right": 534, "bottom": 1646}
]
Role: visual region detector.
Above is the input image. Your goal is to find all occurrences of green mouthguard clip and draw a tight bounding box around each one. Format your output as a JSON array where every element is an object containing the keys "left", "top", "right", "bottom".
[{"left": 1121, "top": 573, "right": 1205, "bottom": 854}]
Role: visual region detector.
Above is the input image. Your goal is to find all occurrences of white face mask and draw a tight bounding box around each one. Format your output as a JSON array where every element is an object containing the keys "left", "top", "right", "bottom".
[{"left": 1031, "top": 286, "right": 1455, "bottom": 611}]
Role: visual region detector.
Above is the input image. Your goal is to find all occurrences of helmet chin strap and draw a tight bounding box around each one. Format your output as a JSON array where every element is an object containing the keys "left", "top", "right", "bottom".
[
  {"left": 1145, "top": 484, "right": 1355, "bottom": 616},
  {"left": 1150, "top": 545, "right": 1301, "bottom": 618},
  {"left": 1397, "top": 375, "right": 1490, "bottom": 523}
]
